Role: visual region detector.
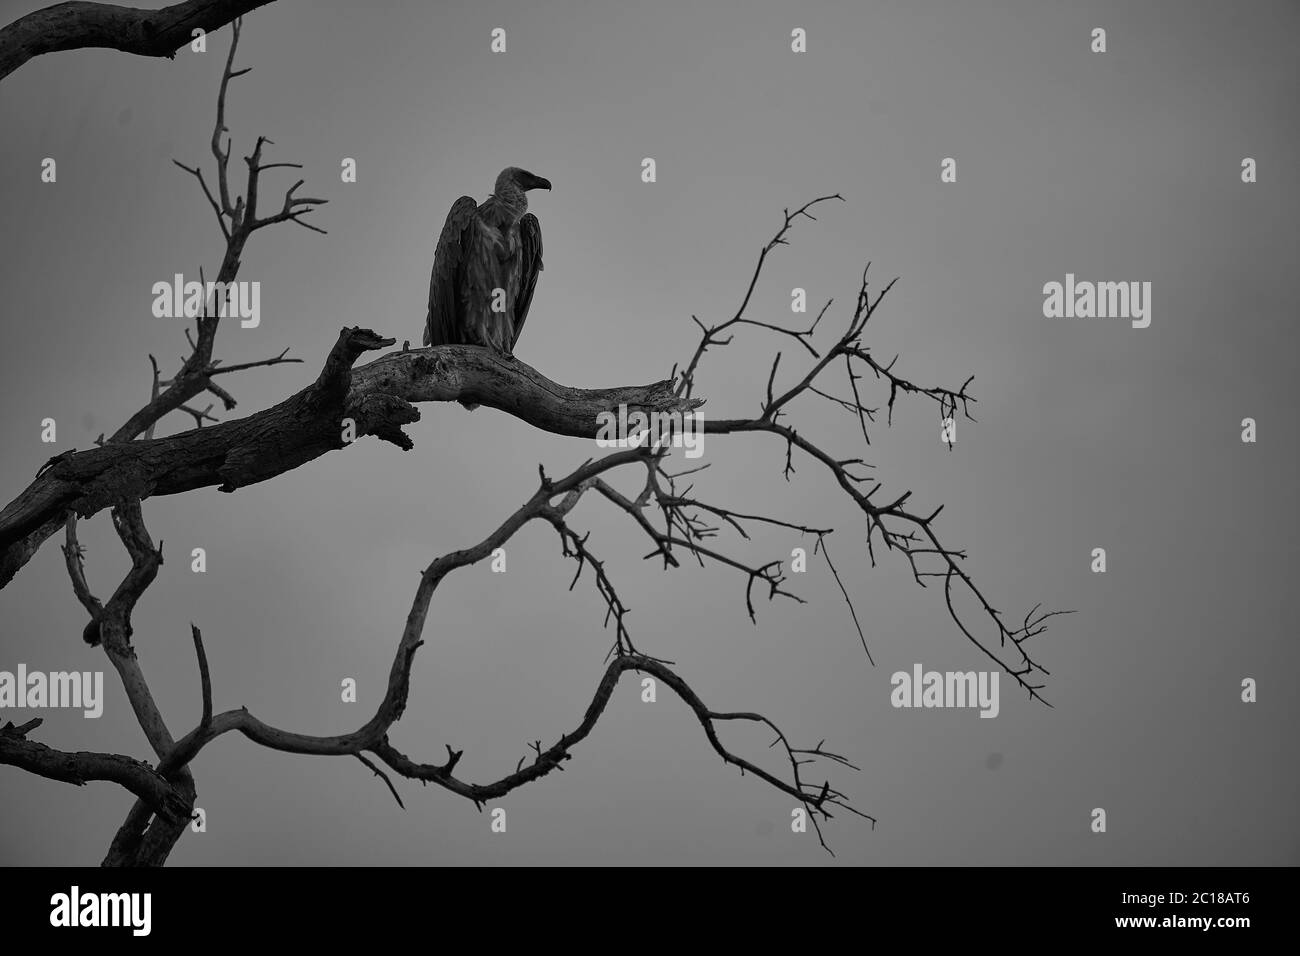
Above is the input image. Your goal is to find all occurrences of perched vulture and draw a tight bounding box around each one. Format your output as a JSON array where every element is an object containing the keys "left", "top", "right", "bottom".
[{"left": 423, "top": 166, "right": 550, "bottom": 355}]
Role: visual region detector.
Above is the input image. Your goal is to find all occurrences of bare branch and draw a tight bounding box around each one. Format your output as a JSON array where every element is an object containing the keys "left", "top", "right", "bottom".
[
  {"left": 0, "top": 0, "right": 277, "bottom": 82},
  {"left": 816, "top": 533, "right": 872, "bottom": 663},
  {"left": 372, "top": 654, "right": 870, "bottom": 854},
  {"left": 125, "top": 18, "right": 322, "bottom": 444},
  {"left": 190, "top": 624, "right": 213, "bottom": 729},
  {"left": 0, "top": 720, "right": 190, "bottom": 822},
  {"left": 0, "top": 339, "right": 705, "bottom": 590},
  {"left": 207, "top": 347, "right": 300, "bottom": 376},
  {"left": 677, "top": 194, "right": 844, "bottom": 399}
]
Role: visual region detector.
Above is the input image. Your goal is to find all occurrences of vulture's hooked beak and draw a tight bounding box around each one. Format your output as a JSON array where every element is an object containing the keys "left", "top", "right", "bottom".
[{"left": 527, "top": 174, "right": 552, "bottom": 191}]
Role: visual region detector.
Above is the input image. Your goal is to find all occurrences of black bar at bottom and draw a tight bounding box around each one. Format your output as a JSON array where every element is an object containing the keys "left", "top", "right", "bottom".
[{"left": 0, "top": 866, "right": 1286, "bottom": 940}]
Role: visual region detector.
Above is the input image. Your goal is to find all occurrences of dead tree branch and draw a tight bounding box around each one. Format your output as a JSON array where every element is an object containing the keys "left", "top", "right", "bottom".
[
  {"left": 133, "top": 447, "right": 868, "bottom": 858},
  {"left": 115, "top": 16, "right": 312, "bottom": 445},
  {"left": 0, "top": 0, "right": 276, "bottom": 82},
  {"left": 0, "top": 719, "right": 189, "bottom": 822},
  {"left": 0, "top": 337, "right": 703, "bottom": 590}
]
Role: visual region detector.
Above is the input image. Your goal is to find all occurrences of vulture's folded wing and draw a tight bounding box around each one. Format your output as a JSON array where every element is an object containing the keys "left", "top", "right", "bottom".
[
  {"left": 424, "top": 195, "right": 478, "bottom": 347},
  {"left": 511, "top": 212, "right": 544, "bottom": 349}
]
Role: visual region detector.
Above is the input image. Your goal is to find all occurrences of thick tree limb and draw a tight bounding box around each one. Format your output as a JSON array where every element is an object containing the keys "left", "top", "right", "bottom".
[
  {"left": 0, "top": 335, "right": 702, "bottom": 591},
  {"left": 0, "top": 0, "right": 275, "bottom": 81},
  {"left": 0, "top": 719, "right": 189, "bottom": 823}
]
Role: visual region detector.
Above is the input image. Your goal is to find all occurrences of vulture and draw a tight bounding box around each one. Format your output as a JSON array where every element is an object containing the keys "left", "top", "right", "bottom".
[{"left": 423, "top": 166, "right": 550, "bottom": 355}]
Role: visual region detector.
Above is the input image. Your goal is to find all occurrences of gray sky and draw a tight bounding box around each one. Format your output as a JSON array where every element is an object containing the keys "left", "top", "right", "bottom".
[{"left": 0, "top": 0, "right": 1297, "bottom": 865}]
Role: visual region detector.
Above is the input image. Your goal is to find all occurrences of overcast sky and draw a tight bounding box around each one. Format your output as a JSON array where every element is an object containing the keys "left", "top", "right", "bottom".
[{"left": 1, "top": 0, "right": 1297, "bottom": 865}]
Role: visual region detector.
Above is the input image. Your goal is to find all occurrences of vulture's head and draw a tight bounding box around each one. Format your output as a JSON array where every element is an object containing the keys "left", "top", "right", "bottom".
[{"left": 496, "top": 166, "right": 552, "bottom": 195}]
